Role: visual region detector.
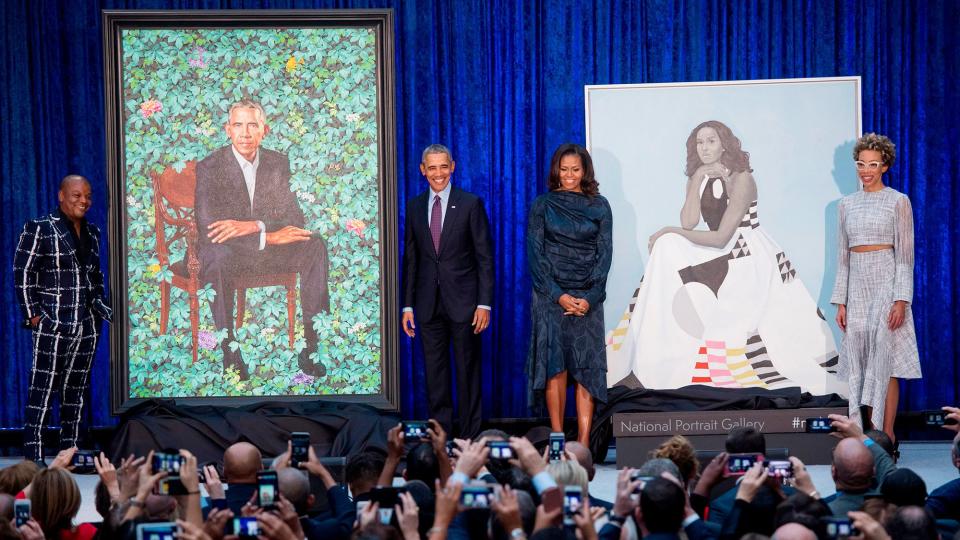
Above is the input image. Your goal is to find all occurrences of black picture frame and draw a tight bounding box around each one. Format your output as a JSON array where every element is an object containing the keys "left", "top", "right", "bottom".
[{"left": 102, "top": 9, "right": 399, "bottom": 413}]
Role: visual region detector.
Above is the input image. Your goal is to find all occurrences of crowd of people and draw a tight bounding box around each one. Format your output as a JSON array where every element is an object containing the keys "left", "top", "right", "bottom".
[{"left": 1, "top": 408, "right": 959, "bottom": 540}]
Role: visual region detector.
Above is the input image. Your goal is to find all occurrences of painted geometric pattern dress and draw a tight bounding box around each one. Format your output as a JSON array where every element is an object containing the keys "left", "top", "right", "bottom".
[
  {"left": 830, "top": 187, "right": 921, "bottom": 429},
  {"left": 606, "top": 177, "right": 847, "bottom": 396}
]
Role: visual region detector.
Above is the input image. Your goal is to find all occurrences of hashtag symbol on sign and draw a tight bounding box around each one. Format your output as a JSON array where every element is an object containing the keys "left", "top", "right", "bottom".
[{"left": 792, "top": 417, "right": 801, "bottom": 429}]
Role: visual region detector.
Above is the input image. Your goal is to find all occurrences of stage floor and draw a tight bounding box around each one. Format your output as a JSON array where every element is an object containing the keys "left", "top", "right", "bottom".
[{"left": 1, "top": 441, "right": 954, "bottom": 523}]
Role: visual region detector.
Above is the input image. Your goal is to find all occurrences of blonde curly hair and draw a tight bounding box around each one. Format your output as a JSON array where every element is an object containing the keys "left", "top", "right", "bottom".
[{"left": 652, "top": 435, "right": 700, "bottom": 483}]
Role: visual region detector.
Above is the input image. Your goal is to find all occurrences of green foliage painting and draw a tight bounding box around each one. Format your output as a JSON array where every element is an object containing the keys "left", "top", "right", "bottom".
[{"left": 121, "top": 28, "right": 382, "bottom": 398}]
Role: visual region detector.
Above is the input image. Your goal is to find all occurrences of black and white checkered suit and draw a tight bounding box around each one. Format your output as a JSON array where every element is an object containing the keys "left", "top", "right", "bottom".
[{"left": 13, "top": 210, "right": 111, "bottom": 460}]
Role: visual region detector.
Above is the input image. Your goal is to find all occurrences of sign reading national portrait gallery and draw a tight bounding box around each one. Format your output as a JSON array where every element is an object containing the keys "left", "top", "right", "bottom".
[{"left": 612, "top": 408, "right": 846, "bottom": 437}]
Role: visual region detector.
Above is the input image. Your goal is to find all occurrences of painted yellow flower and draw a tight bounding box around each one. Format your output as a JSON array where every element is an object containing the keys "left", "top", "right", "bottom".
[
  {"left": 148, "top": 263, "right": 161, "bottom": 276},
  {"left": 285, "top": 55, "right": 304, "bottom": 74}
]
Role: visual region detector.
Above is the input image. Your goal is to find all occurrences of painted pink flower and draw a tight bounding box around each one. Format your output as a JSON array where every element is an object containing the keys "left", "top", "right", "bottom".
[
  {"left": 293, "top": 372, "right": 315, "bottom": 385},
  {"left": 345, "top": 219, "right": 366, "bottom": 237},
  {"left": 198, "top": 330, "right": 217, "bottom": 350},
  {"left": 188, "top": 47, "right": 207, "bottom": 68},
  {"left": 139, "top": 99, "right": 163, "bottom": 119}
]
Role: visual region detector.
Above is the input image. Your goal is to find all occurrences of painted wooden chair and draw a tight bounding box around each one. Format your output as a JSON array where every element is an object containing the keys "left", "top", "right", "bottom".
[{"left": 151, "top": 161, "right": 296, "bottom": 362}]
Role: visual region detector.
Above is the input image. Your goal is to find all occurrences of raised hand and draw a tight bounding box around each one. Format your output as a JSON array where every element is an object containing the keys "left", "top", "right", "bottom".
[{"left": 94, "top": 452, "right": 120, "bottom": 500}]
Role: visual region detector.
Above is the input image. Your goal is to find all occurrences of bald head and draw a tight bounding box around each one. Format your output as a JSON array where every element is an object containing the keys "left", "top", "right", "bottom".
[
  {"left": 565, "top": 441, "right": 595, "bottom": 481},
  {"left": 224, "top": 442, "right": 263, "bottom": 483},
  {"left": 772, "top": 522, "right": 816, "bottom": 540},
  {"left": 277, "top": 468, "right": 312, "bottom": 514},
  {"left": 832, "top": 438, "right": 875, "bottom": 491},
  {"left": 60, "top": 174, "right": 90, "bottom": 190},
  {"left": 58, "top": 174, "right": 92, "bottom": 223}
]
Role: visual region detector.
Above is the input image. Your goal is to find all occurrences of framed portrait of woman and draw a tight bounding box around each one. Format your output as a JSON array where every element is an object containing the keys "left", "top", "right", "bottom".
[
  {"left": 102, "top": 10, "right": 398, "bottom": 412},
  {"left": 586, "top": 77, "right": 860, "bottom": 397}
]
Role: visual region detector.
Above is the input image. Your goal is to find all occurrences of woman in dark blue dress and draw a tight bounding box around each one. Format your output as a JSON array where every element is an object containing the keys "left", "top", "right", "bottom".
[{"left": 526, "top": 143, "right": 613, "bottom": 446}]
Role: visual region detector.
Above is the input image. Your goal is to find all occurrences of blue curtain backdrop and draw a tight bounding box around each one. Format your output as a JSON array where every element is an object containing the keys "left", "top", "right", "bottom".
[{"left": 1, "top": 0, "right": 958, "bottom": 429}]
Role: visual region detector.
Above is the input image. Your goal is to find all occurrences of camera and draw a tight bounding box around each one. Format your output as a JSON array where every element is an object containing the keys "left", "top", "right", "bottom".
[
  {"left": 805, "top": 417, "right": 835, "bottom": 433},
  {"left": 152, "top": 452, "right": 184, "bottom": 474},
  {"left": 725, "top": 453, "right": 763, "bottom": 476},
  {"left": 290, "top": 432, "right": 310, "bottom": 467},
  {"left": 71, "top": 450, "right": 97, "bottom": 474},
  {"left": 563, "top": 486, "right": 582, "bottom": 526},
  {"left": 233, "top": 517, "right": 260, "bottom": 540},
  {"left": 821, "top": 517, "right": 858, "bottom": 539},
  {"left": 136, "top": 522, "right": 178, "bottom": 540},
  {"left": 402, "top": 421, "right": 429, "bottom": 440},
  {"left": 487, "top": 441, "right": 514, "bottom": 460},
  {"left": 14, "top": 500, "right": 30, "bottom": 527},
  {"left": 629, "top": 472, "right": 656, "bottom": 494},
  {"left": 548, "top": 432, "right": 565, "bottom": 462},
  {"left": 766, "top": 460, "right": 794, "bottom": 479},
  {"left": 460, "top": 484, "right": 494, "bottom": 509},
  {"left": 257, "top": 471, "right": 279, "bottom": 509},
  {"left": 923, "top": 410, "right": 958, "bottom": 426}
]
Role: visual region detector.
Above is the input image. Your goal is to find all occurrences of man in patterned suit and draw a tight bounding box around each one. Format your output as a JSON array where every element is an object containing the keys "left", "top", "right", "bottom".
[{"left": 14, "top": 175, "right": 112, "bottom": 464}]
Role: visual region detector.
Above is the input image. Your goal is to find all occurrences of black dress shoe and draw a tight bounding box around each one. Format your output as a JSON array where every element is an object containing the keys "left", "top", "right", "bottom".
[
  {"left": 222, "top": 346, "right": 251, "bottom": 380},
  {"left": 298, "top": 350, "right": 326, "bottom": 378}
]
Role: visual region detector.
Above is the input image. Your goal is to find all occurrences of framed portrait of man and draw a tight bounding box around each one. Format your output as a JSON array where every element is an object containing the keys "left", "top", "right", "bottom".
[{"left": 102, "top": 10, "right": 398, "bottom": 411}]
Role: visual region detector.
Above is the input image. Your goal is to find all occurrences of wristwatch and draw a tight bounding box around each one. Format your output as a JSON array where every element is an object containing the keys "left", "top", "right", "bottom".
[
  {"left": 608, "top": 514, "right": 627, "bottom": 525},
  {"left": 509, "top": 528, "right": 526, "bottom": 539}
]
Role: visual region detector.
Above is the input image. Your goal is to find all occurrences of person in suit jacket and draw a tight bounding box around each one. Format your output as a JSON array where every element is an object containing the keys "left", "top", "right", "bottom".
[
  {"left": 14, "top": 175, "right": 112, "bottom": 464},
  {"left": 402, "top": 144, "right": 494, "bottom": 439},
  {"left": 195, "top": 100, "right": 329, "bottom": 380}
]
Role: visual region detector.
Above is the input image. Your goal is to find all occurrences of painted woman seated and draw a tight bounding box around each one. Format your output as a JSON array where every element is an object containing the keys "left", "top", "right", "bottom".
[{"left": 605, "top": 120, "right": 845, "bottom": 395}]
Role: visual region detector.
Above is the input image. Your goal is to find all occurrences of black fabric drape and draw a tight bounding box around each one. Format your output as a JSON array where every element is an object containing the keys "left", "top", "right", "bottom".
[
  {"left": 109, "top": 399, "right": 399, "bottom": 464},
  {"left": 1, "top": 0, "right": 958, "bottom": 429}
]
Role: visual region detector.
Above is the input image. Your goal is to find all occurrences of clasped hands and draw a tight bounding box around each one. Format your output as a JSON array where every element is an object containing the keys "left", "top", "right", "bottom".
[
  {"left": 559, "top": 293, "right": 589, "bottom": 316},
  {"left": 835, "top": 300, "right": 907, "bottom": 332},
  {"left": 207, "top": 219, "right": 311, "bottom": 245}
]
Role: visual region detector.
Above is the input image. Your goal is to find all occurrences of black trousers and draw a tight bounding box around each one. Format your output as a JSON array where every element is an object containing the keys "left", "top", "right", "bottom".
[
  {"left": 24, "top": 314, "right": 98, "bottom": 461},
  {"left": 419, "top": 299, "right": 482, "bottom": 439},
  {"left": 200, "top": 238, "right": 329, "bottom": 349}
]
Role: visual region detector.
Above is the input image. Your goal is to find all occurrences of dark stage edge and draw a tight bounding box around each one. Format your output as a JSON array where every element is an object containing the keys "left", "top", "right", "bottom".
[
  {"left": 589, "top": 383, "right": 848, "bottom": 463},
  {"left": 108, "top": 399, "right": 400, "bottom": 465}
]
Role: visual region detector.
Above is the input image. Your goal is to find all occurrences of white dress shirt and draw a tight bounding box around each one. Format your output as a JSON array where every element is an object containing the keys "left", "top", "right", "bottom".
[{"left": 231, "top": 146, "right": 267, "bottom": 250}]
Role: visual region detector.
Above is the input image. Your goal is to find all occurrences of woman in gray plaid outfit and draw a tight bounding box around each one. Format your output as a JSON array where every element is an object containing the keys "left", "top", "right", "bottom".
[{"left": 831, "top": 133, "right": 922, "bottom": 441}]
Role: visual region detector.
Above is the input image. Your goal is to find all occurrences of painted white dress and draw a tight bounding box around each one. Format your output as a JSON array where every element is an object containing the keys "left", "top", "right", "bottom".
[{"left": 606, "top": 176, "right": 847, "bottom": 395}]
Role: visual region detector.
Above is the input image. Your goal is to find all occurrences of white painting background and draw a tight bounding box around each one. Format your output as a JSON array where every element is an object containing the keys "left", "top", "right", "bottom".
[{"left": 586, "top": 78, "right": 861, "bottom": 355}]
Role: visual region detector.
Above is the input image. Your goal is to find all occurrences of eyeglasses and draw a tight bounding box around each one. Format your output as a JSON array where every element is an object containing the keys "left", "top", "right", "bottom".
[{"left": 855, "top": 161, "right": 883, "bottom": 171}]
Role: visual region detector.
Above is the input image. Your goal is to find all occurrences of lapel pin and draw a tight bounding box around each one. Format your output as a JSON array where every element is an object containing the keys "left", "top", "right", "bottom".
[{"left": 451, "top": 205, "right": 456, "bottom": 209}]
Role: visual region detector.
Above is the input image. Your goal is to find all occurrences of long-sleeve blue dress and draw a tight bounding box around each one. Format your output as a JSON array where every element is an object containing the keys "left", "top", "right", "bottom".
[{"left": 526, "top": 190, "right": 613, "bottom": 406}]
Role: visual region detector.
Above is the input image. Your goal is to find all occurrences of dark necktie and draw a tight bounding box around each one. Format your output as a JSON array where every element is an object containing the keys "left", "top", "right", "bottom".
[{"left": 430, "top": 194, "right": 443, "bottom": 252}]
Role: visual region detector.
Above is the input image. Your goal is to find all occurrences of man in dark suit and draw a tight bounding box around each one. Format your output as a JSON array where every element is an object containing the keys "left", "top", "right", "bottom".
[
  {"left": 14, "top": 175, "right": 112, "bottom": 464},
  {"left": 195, "top": 99, "right": 329, "bottom": 380},
  {"left": 402, "top": 144, "right": 494, "bottom": 439}
]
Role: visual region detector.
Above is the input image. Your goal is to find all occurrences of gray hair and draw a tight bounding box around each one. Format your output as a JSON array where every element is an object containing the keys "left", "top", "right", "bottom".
[
  {"left": 276, "top": 468, "right": 310, "bottom": 513},
  {"left": 422, "top": 144, "right": 453, "bottom": 163},
  {"left": 227, "top": 99, "right": 267, "bottom": 125},
  {"left": 637, "top": 457, "right": 681, "bottom": 480},
  {"left": 853, "top": 132, "right": 896, "bottom": 167},
  {"left": 546, "top": 460, "right": 589, "bottom": 496}
]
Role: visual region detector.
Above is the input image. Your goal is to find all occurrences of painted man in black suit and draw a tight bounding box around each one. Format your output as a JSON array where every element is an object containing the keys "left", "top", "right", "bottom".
[
  {"left": 14, "top": 175, "right": 112, "bottom": 464},
  {"left": 402, "top": 144, "right": 494, "bottom": 438},
  {"left": 195, "top": 99, "right": 329, "bottom": 381}
]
